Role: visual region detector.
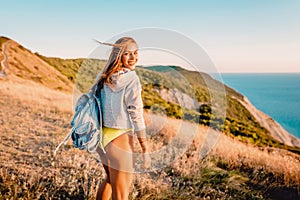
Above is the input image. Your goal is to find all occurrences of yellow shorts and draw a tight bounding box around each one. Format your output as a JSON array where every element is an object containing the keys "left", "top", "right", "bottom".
[{"left": 102, "top": 126, "right": 132, "bottom": 148}]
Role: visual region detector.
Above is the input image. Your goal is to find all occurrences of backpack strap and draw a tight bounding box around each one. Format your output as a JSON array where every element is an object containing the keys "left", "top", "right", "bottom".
[
  {"left": 94, "top": 85, "right": 106, "bottom": 154},
  {"left": 53, "top": 127, "right": 74, "bottom": 156}
]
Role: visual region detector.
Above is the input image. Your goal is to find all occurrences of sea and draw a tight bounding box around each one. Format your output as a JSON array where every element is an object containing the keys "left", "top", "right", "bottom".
[{"left": 219, "top": 73, "right": 300, "bottom": 139}]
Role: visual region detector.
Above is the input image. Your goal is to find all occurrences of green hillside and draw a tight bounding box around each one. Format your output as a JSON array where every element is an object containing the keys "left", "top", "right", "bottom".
[
  {"left": 138, "top": 65, "right": 300, "bottom": 153},
  {"left": 36, "top": 54, "right": 106, "bottom": 92},
  {"left": 39, "top": 57, "right": 300, "bottom": 154}
]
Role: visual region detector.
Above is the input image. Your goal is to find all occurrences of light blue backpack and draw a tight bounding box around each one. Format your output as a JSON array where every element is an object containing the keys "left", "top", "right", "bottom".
[{"left": 54, "top": 85, "right": 105, "bottom": 155}]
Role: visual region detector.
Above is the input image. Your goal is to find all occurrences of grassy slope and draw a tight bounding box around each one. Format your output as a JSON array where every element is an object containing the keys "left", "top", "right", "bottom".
[
  {"left": 1, "top": 37, "right": 299, "bottom": 199},
  {"left": 36, "top": 56, "right": 300, "bottom": 153},
  {"left": 28, "top": 53, "right": 300, "bottom": 153},
  {"left": 0, "top": 38, "right": 73, "bottom": 92},
  {"left": 0, "top": 80, "right": 299, "bottom": 199},
  {"left": 36, "top": 54, "right": 107, "bottom": 93},
  {"left": 138, "top": 65, "right": 300, "bottom": 154}
]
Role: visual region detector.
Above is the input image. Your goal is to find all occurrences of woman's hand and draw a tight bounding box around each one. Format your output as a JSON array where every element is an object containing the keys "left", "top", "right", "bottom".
[
  {"left": 135, "top": 130, "right": 151, "bottom": 170},
  {"left": 142, "top": 153, "right": 151, "bottom": 170}
]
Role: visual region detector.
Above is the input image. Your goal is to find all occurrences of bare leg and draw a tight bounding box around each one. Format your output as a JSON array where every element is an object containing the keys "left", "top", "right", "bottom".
[
  {"left": 96, "top": 177, "right": 112, "bottom": 200},
  {"left": 96, "top": 151, "right": 112, "bottom": 200},
  {"left": 109, "top": 168, "right": 132, "bottom": 200},
  {"left": 106, "top": 132, "right": 134, "bottom": 200}
]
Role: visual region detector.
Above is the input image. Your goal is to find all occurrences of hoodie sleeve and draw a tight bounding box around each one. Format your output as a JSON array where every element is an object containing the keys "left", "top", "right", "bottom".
[{"left": 124, "top": 75, "right": 146, "bottom": 131}]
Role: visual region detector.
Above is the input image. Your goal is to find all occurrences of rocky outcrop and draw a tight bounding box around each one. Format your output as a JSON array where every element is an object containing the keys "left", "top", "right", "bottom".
[
  {"left": 239, "top": 97, "right": 300, "bottom": 148},
  {"left": 154, "top": 88, "right": 198, "bottom": 110}
]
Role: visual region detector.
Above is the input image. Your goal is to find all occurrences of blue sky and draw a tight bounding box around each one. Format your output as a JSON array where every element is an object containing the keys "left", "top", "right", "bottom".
[{"left": 1, "top": 0, "right": 300, "bottom": 72}]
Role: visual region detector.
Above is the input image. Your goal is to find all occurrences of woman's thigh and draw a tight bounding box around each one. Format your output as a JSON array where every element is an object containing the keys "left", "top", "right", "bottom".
[{"left": 105, "top": 131, "right": 134, "bottom": 173}]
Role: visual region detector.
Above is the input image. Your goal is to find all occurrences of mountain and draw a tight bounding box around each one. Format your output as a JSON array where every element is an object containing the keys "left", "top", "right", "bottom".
[
  {"left": 142, "top": 65, "right": 300, "bottom": 149},
  {"left": 0, "top": 37, "right": 73, "bottom": 92}
]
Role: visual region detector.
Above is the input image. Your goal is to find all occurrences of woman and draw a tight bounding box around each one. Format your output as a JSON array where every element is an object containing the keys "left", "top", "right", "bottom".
[{"left": 95, "top": 37, "right": 151, "bottom": 200}]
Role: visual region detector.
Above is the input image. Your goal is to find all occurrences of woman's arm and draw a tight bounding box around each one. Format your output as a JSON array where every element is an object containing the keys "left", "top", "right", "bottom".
[
  {"left": 135, "top": 129, "right": 149, "bottom": 153},
  {"left": 124, "top": 76, "right": 146, "bottom": 132},
  {"left": 125, "top": 75, "right": 151, "bottom": 169},
  {"left": 135, "top": 129, "right": 151, "bottom": 169}
]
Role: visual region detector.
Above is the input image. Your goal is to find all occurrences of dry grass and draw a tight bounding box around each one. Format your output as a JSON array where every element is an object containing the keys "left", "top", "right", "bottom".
[
  {"left": 1, "top": 80, "right": 299, "bottom": 199},
  {"left": 3, "top": 40, "right": 73, "bottom": 92},
  {"left": 0, "top": 80, "right": 103, "bottom": 199},
  {"left": 211, "top": 134, "right": 300, "bottom": 185},
  {"left": 0, "top": 79, "right": 73, "bottom": 112}
]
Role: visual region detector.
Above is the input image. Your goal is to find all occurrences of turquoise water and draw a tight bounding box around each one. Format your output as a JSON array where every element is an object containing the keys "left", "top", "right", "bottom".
[{"left": 220, "top": 73, "right": 300, "bottom": 139}]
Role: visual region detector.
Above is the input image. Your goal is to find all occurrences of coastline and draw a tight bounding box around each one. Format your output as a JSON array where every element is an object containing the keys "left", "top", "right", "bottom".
[
  {"left": 238, "top": 96, "right": 300, "bottom": 148},
  {"left": 220, "top": 73, "right": 300, "bottom": 140}
]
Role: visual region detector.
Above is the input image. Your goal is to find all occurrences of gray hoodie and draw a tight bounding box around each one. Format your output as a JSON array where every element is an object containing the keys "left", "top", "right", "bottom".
[{"left": 100, "top": 70, "right": 146, "bottom": 131}]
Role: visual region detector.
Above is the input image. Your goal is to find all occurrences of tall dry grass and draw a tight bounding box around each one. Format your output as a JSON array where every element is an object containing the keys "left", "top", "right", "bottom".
[
  {"left": 0, "top": 80, "right": 100, "bottom": 199},
  {"left": 1, "top": 80, "right": 299, "bottom": 199},
  {"left": 211, "top": 134, "right": 300, "bottom": 185},
  {"left": 143, "top": 111, "right": 300, "bottom": 187}
]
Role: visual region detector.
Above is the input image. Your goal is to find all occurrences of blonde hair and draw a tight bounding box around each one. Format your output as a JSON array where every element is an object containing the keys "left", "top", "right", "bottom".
[{"left": 96, "top": 37, "right": 138, "bottom": 90}]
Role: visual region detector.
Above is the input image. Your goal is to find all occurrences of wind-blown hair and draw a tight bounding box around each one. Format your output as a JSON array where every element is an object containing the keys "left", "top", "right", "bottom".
[{"left": 95, "top": 37, "right": 138, "bottom": 90}]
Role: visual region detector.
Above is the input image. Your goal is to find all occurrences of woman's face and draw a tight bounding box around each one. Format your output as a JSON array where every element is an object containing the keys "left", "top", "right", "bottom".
[{"left": 121, "top": 43, "right": 138, "bottom": 70}]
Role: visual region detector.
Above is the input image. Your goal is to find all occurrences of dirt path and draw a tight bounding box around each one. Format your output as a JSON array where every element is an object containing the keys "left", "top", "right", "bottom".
[{"left": 0, "top": 41, "right": 9, "bottom": 78}]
